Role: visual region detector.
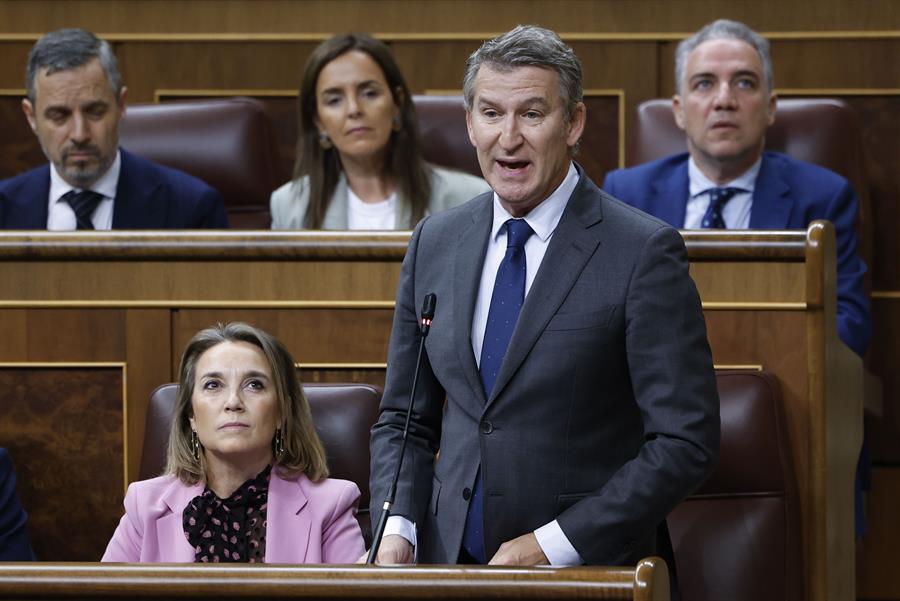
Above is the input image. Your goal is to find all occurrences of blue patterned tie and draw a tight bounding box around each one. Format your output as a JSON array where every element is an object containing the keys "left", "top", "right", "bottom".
[
  {"left": 62, "top": 189, "right": 104, "bottom": 230},
  {"left": 462, "top": 218, "right": 534, "bottom": 564},
  {"left": 700, "top": 187, "right": 741, "bottom": 229}
]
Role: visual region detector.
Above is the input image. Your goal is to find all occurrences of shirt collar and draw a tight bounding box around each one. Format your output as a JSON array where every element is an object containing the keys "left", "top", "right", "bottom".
[
  {"left": 490, "top": 161, "right": 578, "bottom": 243},
  {"left": 49, "top": 149, "right": 121, "bottom": 203},
  {"left": 687, "top": 155, "right": 761, "bottom": 198}
]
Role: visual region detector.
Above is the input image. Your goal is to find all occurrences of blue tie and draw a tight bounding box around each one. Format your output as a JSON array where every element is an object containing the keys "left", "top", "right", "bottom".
[
  {"left": 62, "top": 189, "right": 104, "bottom": 230},
  {"left": 700, "top": 187, "right": 741, "bottom": 229},
  {"left": 462, "top": 218, "right": 534, "bottom": 564}
]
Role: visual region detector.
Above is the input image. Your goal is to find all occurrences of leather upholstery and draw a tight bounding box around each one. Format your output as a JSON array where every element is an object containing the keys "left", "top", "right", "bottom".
[
  {"left": 669, "top": 370, "right": 800, "bottom": 601},
  {"left": 119, "top": 97, "right": 279, "bottom": 228},
  {"left": 412, "top": 95, "right": 481, "bottom": 177},
  {"left": 139, "top": 382, "right": 381, "bottom": 542},
  {"left": 628, "top": 98, "right": 872, "bottom": 264}
]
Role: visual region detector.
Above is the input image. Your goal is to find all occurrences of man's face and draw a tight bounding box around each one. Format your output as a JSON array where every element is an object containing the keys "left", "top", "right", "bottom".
[
  {"left": 673, "top": 38, "right": 776, "bottom": 181},
  {"left": 466, "top": 64, "right": 585, "bottom": 217},
  {"left": 22, "top": 58, "right": 125, "bottom": 188}
]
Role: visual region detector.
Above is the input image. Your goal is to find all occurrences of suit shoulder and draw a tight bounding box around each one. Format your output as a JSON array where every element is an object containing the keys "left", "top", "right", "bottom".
[
  {"left": 0, "top": 164, "right": 49, "bottom": 195},
  {"left": 764, "top": 151, "right": 850, "bottom": 191},
  {"left": 604, "top": 153, "right": 689, "bottom": 188},
  {"left": 121, "top": 150, "right": 220, "bottom": 198},
  {"left": 125, "top": 474, "right": 180, "bottom": 498}
]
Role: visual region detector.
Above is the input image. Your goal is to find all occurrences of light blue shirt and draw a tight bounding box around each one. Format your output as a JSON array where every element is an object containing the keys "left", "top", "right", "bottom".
[{"left": 684, "top": 156, "right": 760, "bottom": 229}]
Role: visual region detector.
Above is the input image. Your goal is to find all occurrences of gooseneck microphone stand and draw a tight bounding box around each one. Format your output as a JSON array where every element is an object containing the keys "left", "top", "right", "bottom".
[{"left": 367, "top": 293, "right": 436, "bottom": 564}]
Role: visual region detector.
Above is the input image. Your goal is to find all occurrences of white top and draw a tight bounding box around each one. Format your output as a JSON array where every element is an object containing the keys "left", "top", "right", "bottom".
[
  {"left": 47, "top": 150, "right": 120, "bottom": 230},
  {"left": 683, "top": 156, "right": 760, "bottom": 229},
  {"left": 347, "top": 187, "right": 398, "bottom": 230},
  {"left": 384, "top": 162, "right": 584, "bottom": 566}
]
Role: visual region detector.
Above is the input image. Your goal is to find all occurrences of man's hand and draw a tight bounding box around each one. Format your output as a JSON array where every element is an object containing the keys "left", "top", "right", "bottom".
[
  {"left": 488, "top": 532, "right": 548, "bottom": 566},
  {"left": 365, "top": 534, "right": 414, "bottom": 565}
]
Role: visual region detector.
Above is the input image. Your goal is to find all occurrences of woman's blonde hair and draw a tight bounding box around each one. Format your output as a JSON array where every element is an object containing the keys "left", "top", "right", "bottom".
[{"left": 165, "top": 322, "right": 329, "bottom": 485}]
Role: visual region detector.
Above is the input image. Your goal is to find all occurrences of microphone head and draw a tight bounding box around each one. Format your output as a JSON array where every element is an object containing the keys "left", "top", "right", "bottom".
[{"left": 421, "top": 293, "right": 437, "bottom": 320}]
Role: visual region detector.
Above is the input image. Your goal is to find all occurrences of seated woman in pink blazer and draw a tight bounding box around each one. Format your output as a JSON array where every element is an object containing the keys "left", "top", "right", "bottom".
[{"left": 103, "top": 322, "right": 365, "bottom": 563}]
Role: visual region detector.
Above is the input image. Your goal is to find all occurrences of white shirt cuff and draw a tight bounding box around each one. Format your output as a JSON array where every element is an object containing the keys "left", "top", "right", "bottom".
[
  {"left": 534, "top": 520, "right": 584, "bottom": 566},
  {"left": 384, "top": 515, "right": 418, "bottom": 560}
]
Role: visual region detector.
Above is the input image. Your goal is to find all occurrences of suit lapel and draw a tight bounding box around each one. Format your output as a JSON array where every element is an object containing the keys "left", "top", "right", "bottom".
[
  {"left": 453, "top": 196, "right": 493, "bottom": 404},
  {"left": 486, "top": 176, "right": 604, "bottom": 407},
  {"left": 265, "top": 473, "right": 310, "bottom": 563},
  {"left": 111, "top": 150, "right": 166, "bottom": 228},
  {"left": 159, "top": 479, "right": 203, "bottom": 562},
  {"left": 323, "top": 175, "right": 350, "bottom": 229},
  {"left": 650, "top": 163, "right": 689, "bottom": 228},
  {"left": 748, "top": 154, "right": 793, "bottom": 228}
]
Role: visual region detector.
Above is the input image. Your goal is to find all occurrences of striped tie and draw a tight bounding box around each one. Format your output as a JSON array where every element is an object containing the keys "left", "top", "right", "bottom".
[{"left": 62, "top": 190, "right": 104, "bottom": 230}]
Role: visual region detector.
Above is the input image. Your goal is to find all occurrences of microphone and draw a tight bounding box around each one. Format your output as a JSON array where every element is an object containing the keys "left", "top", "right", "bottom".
[{"left": 367, "top": 293, "right": 437, "bottom": 564}]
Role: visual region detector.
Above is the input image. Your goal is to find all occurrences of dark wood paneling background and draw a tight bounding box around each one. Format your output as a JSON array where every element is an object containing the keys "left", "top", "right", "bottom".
[{"left": 0, "top": 0, "right": 897, "bottom": 595}]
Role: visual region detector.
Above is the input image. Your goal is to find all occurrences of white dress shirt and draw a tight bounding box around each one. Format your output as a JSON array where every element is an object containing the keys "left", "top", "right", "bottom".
[
  {"left": 385, "top": 162, "right": 584, "bottom": 566},
  {"left": 683, "top": 156, "right": 760, "bottom": 229},
  {"left": 47, "top": 151, "right": 120, "bottom": 231}
]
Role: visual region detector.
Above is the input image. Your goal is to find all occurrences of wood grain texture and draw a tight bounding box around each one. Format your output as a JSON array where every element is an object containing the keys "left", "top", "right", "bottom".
[
  {"left": 0, "top": 561, "right": 669, "bottom": 600},
  {"left": 0, "top": 0, "right": 896, "bottom": 33},
  {"left": 0, "top": 367, "right": 123, "bottom": 561}
]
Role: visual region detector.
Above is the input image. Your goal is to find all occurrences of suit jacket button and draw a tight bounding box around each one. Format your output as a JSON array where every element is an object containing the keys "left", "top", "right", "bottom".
[
  {"left": 463, "top": 487, "right": 471, "bottom": 500},
  {"left": 481, "top": 420, "right": 493, "bottom": 434}
]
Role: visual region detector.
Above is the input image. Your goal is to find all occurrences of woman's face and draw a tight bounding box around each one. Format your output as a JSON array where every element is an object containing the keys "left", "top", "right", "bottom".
[
  {"left": 189, "top": 341, "right": 279, "bottom": 468},
  {"left": 314, "top": 50, "right": 400, "bottom": 164}
]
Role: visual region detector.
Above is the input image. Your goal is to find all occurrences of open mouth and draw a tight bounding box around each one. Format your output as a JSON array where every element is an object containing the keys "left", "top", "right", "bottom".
[{"left": 496, "top": 159, "right": 530, "bottom": 171}]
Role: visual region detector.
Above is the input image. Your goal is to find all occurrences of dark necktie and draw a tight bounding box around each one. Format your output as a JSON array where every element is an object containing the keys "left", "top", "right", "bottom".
[
  {"left": 62, "top": 189, "right": 104, "bottom": 230},
  {"left": 700, "top": 187, "right": 741, "bottom": 229},
  {"left": 462, "top": 218, "right": 534, "bottom": 564}
]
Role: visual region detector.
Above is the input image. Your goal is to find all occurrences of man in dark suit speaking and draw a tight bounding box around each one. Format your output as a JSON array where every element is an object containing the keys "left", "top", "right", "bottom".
[
  {"left": 0, "top": 28, "right": 228, "bottom": 230},
  {"left": 369, "top": 25, "right": 719, "bottom": 571}
]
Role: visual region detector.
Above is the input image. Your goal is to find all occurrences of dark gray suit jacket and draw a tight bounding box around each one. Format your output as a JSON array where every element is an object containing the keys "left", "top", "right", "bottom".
[{"left": 370, "top": 169, "right": 719, "bottom": 565}]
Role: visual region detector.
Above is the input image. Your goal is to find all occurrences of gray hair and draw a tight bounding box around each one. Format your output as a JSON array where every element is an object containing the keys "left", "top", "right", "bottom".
[
  {"left": 675, "top": 19, "right": 774, "bottom": 94},
  {"left": 463, "top": 25, "right": 583, "bottom": 119},
  {"left": 26, "top": 28, "right": 123, "bottom": 103}
]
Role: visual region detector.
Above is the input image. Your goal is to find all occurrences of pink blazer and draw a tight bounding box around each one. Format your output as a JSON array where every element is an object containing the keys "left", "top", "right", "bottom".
[{"left": 102, "top": 471, "right": 365, "bottom": 563}]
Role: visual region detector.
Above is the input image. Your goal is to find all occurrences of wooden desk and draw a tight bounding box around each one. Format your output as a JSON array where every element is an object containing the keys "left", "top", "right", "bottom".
[
  {"left": 0, "top": 224, "right": 861, "bottom": 600},
  {"left": 0, "top": 560, "right": 669, "bottom": 601}
]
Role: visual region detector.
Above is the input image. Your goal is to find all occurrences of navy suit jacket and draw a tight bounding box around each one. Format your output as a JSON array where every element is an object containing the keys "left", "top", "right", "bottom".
[
  {"left": 0, "top": 448, "right": 35, "bottom": 561},
  {"left": 0, "top": 149, "right": 229, "bottom": 229},
  {"left": 603, "top": 151, "right": 872, "bottom": 357}
]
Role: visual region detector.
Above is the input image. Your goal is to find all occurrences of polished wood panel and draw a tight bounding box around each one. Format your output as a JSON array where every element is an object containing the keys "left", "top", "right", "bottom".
[
  {"left": 0, "top": 559, "right": 670, "bottom": 601},
  {"left": 0, "top": 0, "right": 896, "bottom": 33},
  {"left": 0, "top": 366, "right": 123, "bottom": 561},
  {"left": 0, "top": 227, "right": 860, "bottom": 601}
]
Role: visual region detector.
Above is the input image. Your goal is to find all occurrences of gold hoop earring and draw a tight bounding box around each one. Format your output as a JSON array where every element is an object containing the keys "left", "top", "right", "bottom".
[
  {"left": 273, "top": 428, "right": 285, "bottom": 460},
  {"left": 318, "top": 132, "right": 333, "bottom": 149},
  {"left": 190, "top": 430, "right": 201, "bottom": 461}
]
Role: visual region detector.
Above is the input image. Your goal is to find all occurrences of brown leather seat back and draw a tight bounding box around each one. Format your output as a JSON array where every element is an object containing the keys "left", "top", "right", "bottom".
[
  {"left": 139, "top": 382, "right": 381, "bottom": 541},
  {"left": 628, "top": 98, "right": 873, "bottom": 266},
  {"left": 119, "top": 97, "right": 279, "bottom": 228},
  {"left": 668, "top": 370, "right": 800, "bottom": 601},
  {"left": 412, "top": 95, "right": 481, "bottom": 177}
]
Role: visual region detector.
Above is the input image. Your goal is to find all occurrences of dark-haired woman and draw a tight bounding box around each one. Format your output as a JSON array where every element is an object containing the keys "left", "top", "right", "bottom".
[{"left": 270, "top": 34, "right": 487, "bottom": 230}]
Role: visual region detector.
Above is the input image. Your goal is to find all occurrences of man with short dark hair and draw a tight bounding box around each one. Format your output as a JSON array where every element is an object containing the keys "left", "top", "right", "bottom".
[
  {"left": 604, "top": 19, "right": 871, "bottom": 357},
  {"left": 0, "top": 28, "right": 228, "bottom": 229},
  {"left": 369, "top": 25, "right": 719, "bottom": 574}
]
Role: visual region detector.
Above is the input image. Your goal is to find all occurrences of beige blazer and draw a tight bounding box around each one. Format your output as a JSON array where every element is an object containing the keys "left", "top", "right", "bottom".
[{"left": 269, "top": 165, "right": 489, "bottom": 230}]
